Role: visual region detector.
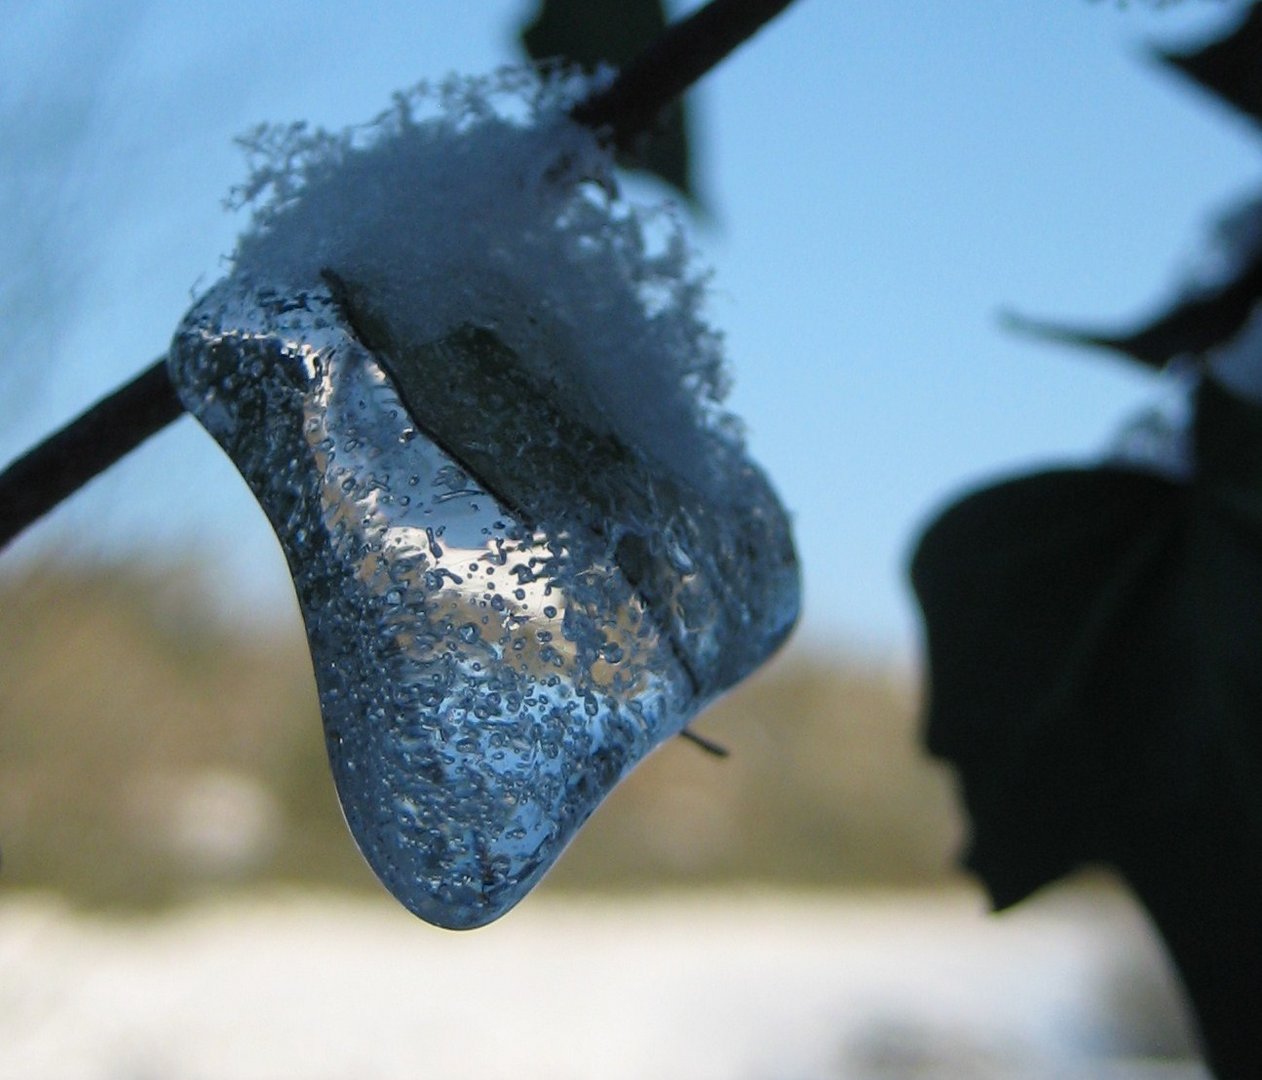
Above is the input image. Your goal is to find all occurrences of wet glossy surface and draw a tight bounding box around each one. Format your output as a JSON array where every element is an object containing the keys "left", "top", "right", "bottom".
[{"left": 169, "top": 277, "right": 798, "bottom": 928}]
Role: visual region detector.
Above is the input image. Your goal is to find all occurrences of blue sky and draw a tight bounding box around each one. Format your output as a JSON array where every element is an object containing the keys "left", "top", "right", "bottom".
[{"left": 2, "top": 0, "right": 1259, "bottom": 657}]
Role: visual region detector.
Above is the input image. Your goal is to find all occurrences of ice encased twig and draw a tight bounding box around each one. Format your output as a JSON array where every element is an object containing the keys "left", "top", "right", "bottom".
[{"left": 168, "top": 72, "right": 799, "bottom": 929}]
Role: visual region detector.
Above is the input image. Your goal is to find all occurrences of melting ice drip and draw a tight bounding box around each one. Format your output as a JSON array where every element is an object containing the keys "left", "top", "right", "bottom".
[{"left": 168, "top": 76, "right": 799, "bottom": 929}]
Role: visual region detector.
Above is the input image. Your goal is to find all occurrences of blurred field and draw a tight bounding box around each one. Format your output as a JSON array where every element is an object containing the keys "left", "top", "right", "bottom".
[
  {"left": 0, "top": 560, "right": 1206, "bottom": 1075},
  {"left": 0, "top": 558, "right": 962, "bottom": 909},
  {"left": 0, "top": 889, "right": 1204, "bottom": 1079}
]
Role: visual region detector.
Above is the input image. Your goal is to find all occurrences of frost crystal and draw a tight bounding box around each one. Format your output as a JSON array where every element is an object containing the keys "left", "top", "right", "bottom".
[
  {"left": 1209, "top": 301, "right": 1262, "bottom": 404},
  {"left": 1106, "top": 363, "right": 1197, "bottom": 480},
  {"left": 168, "top": 71, "right": 799, "bottom": 929}
]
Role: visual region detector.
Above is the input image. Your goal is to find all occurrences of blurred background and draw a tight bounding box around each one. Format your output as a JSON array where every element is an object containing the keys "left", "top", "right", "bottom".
[{"left": 3, "top": 1, "right": 1254, "bottom": 1076}]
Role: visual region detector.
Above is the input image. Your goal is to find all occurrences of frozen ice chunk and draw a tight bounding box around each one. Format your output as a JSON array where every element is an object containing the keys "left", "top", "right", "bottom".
[{"left": 168, "top": 72, "right": 799, "bottom": 929}]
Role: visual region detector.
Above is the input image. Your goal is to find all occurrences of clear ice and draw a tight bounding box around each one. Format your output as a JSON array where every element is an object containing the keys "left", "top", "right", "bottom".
[{"left": 168, "top": 73, "right": 799, "bottom": 929}]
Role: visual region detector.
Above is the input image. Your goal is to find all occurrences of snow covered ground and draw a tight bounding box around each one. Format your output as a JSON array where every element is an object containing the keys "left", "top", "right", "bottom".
[{"left": 0, "top": 887, "right": 1206, "bottom": 1079}]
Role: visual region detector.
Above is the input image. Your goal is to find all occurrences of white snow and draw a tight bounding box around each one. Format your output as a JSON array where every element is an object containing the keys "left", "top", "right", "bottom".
[
  {"left": 0, "top": 888, "right": 1205, "bottom": 1079},
  {"left": 228, "top": 70, "right": 737, "bottom": 499}
]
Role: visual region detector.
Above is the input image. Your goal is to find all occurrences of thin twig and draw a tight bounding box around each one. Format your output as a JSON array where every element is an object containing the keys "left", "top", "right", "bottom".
[
  {"left": 572, "top": 0, "right": 795, "bottom": 149},
  {"left": 0, "top": 359, "right": 182, "bottom": 550},
  {"left": 679, "top": 728, "right": 731, "bottom": 757},
  {"left": 0, "top": 0, "right": 799, "bottom": 551}
]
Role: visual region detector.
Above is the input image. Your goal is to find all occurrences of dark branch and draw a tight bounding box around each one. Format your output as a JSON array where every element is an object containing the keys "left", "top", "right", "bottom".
[
  {"left": 0, "top": 359, "right": 183, "bottom": 551},
  {"left": 572, "top": 0, "right": 795, "bottom": 150},
  {"left": 0, "top": 0, "right": 798, "bottom": 552}
]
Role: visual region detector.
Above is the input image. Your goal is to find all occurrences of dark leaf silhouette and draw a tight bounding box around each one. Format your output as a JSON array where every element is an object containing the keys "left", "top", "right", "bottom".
[
  {"left": 1159, "top": 1, "right": 1262, "bottom": 128},
  {"left": 1001, "top": 242, "right": 1262, "bottom": 371},
  {"left": 911, "top": 464, "right": 1176, "bottom": 907},
  {"left": 910, "top": 377, "right": 1262, "bottom": 1075},
  {"left": 519, "top": 0, "right": 694, "bottom": 200},
  {"left": 1005, "top": 4, "right": 1262, "bottom": 372}
]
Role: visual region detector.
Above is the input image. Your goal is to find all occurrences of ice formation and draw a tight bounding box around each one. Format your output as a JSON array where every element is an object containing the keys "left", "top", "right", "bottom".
[{"left": 168, "top": 71, "right": 799, "bottom": 929}]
